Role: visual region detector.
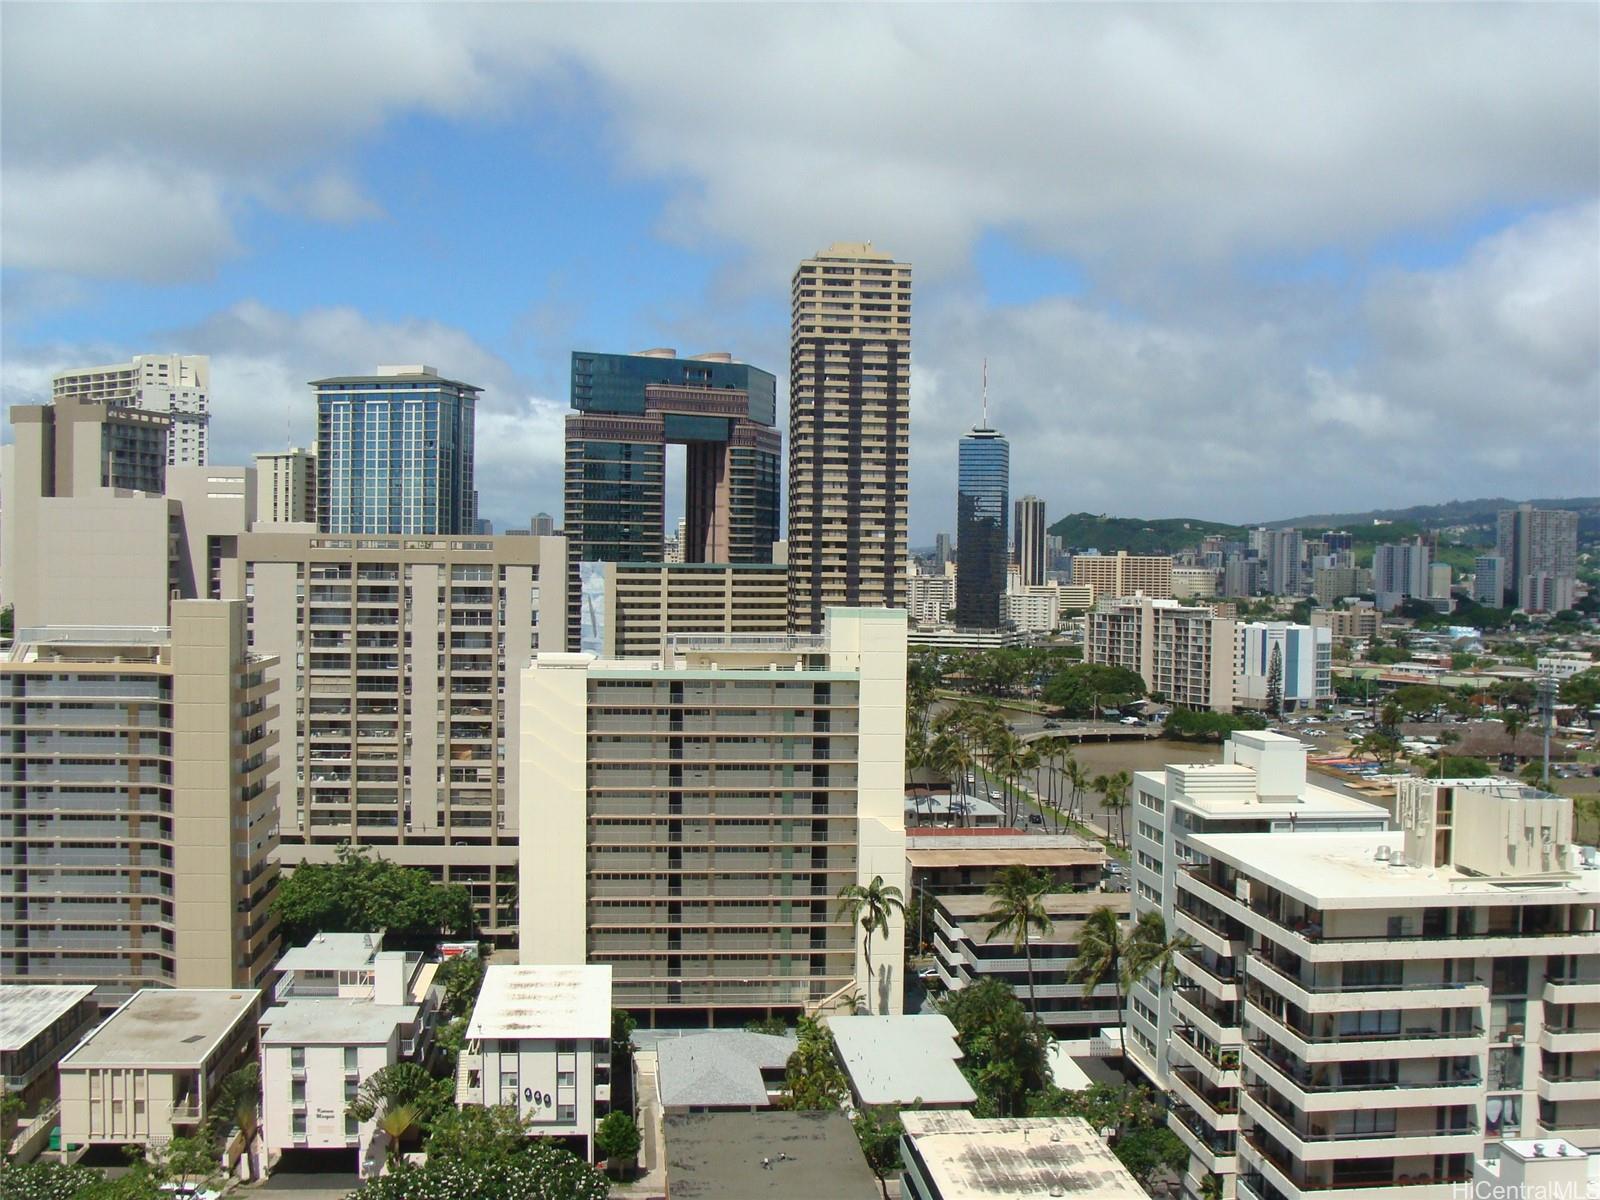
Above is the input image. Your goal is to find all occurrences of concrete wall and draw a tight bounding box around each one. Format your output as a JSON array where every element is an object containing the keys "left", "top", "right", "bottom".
[{"left": 518, "top": 654, "right": 593, "bottom": 964}]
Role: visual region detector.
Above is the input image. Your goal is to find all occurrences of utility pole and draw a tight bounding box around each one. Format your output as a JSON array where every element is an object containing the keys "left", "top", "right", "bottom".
[{"left": 1537, "top": 671, "right": 1557, "bottom": 788}]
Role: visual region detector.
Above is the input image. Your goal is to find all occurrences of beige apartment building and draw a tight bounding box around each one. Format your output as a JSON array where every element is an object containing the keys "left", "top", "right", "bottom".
[
  {"left": 787, "top": 244, "right": 912, "bottom": 633},
  {"left": 254, "top": 447, "right": 318, "bottom": 526},
  {"left": 1087, "top": 595, "right": 1235, "bottom": 712},
  {"left": 51, "top": 354, "right": 210, "bottom": 468},
  {"left": 1072, "top": 552, "right": 1175, "bottom": 601},
  {"left": 1309, "top": 603, "right": 1381, "bottom": 643},
  {"left": 0, "top": 602, "right": 281, "bottom": 1000},
  {"left": 1178, "top": 780, "right": 1598, "bottom": 1200},
  {"left": 602, "top": 562, "right": 787, "bottom": 658},
  {"left": 240, "top": 530, "right": 568, "bottom": 940},
  {"left": 520, "top": 608, "right": 908, "bottom": 1024}
]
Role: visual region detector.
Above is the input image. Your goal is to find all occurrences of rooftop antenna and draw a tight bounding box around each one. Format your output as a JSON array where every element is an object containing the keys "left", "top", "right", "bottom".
[{"left": 981, "top": 357, "right": 988, "bottom": 428}]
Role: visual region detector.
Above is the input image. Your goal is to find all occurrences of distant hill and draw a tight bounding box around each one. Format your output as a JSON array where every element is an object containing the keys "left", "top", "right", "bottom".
[
  {"left": 1262, "top": 497, "right": 1600, "bottom": 536},
  {"left": 1047, "top": 513, "right": 1246, "bottom": 554}
]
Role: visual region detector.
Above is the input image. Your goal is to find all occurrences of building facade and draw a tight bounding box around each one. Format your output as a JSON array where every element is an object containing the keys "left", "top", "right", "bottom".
[
  {"left": 955, "top": 425, "right": 1009, "bottom": 629},
  {"left": 599, "top": 562, "right": 788, "bottom": 658},
  {"left": 1086, "top": 595, "right": 1235, "bottom": 712},
  {"left": 1473, "top": 555, "right": 1507, "bottom": 608},
  {"left": 0, "top": 603, "right": 280, "bottom": 1001},
  {"left": 1071, "top": 552, "right": 1175, "bottom": 601},
  {"left": 787, "top": 244, "right": 912, "bottom": 632},
  {"left": 1013, "top": 496, "right": 1047, "bottom": 588},
  {"left": 1309, "top": 604, "right": 1380, "bottom": 643},
  {"left": 0, "top": 985, "right": 100, "bottom": 1116},
  {"left": 255, "top": 447, "right": 317, "bottom": 526},
  {"left": 1497, "top": 505, "right": 1579, "bottom": 613},
  {"left": 52, "top": 354, "right": 210, "bottom": 467},
  {"left": 315, "top": 366, "right": 479, "bottom": 536},
  {"left": 1232, "top": 623, "right": 1332, "bottom": 713},
  {"left": 240, "top": 530, "right": 567, "bottom": 941},
  {"left": 519, "top": 609, "right": 907, "bottom": 1024},
  {"left": 1372, "top": 539, "right": 1432, "bottom": 612},
  {"left": 1251, "top": 529, "right": 1305, "bottom": 597},
  {"left": 908, "top": 570, "right": 957, "bottom": 628}
]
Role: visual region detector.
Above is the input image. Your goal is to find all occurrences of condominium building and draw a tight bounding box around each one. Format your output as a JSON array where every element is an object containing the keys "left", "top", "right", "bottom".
[
  {"left": 1372, "top": 539, "right": 1432, "bottom": 612},
  {"left": 1071, "top": 552, "right": 1174, "bottom": 600},
  {"left": 52, "top": 354, "right": 210, "bottom": 467},
  {"left": 934, "top": 533, "right": 952, "bottom": 570},
  {"left": 900, "top": 1110, "right": 1145, "bottom": 1200},
  {"left": 240, "top": 530, "right": 568, "bottom": 941},
  {"left": 519, "top": 609, "right": 907, "bottom": 1024},
  {"left": 1309, "top": 603, "right": 1381, "bottom": 644},
  {"left": 0, "top": 602, "right": 280, "bottom": 1000},
  {"left": 1251, "top": 529, "right": 1305, "bottom": 597},
  {"left": 254, "top": 447, "right": 318, "bottom": 526},
  {"left": 1002, "top": 587, "right": 1059, "bottom": 635},
  {"left": 1232, "top": 623, "right": 1332, "bottom": 713},
  {"left": 908, "top": 570, "right": 957, "bottom": 628},
  {"left": 787, "top": 243, "right": 912, "bottom": 633},
  {"left": 600, "top": 562, "right": 788, "bottom": 658},
  {"left": 955, "top": 423, "right": 1009, "bottom": 629},
  {"left": 1086, "top": 595, "right": 1235, "bottom": 712},
  {"left": 1309, "top": 565, "right": 1369, "bottom": 604},
  {"left": 1498, "top": 505, "right": 1579, "bottom": 613},
  {"left": 1013, "top": 496, "right": 1047, "bottom": 588},
  {"left": 1172, "top": 567, "right": 1221, "bottom": 600},
  {"left": 1181, "top": 780, "right": 1598, "bottom": 1200},
  {"left": 1473, "top": 555, "right": 1507, "bottom": 608},
  {"left": 315, "top": 365, "right": 479, "bottom": 536},
  {"left": 1124, "top": 732, "right": 1389, "bottom": 1199}
]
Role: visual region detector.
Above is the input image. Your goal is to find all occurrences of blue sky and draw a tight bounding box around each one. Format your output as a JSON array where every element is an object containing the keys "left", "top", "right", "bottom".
[{"left": 3, "top": 4, "right": 1596, "bottom": 540}]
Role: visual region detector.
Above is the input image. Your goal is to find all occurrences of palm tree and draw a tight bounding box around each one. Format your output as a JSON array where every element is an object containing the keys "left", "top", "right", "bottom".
[
  {"left": 836, "top": 875, "right": 906, "bottom": 1014},
  {"left": 1015, "top": 741, "right": 1042, "bottom": 828},
  {"left": 1502, "top": 709, "right": 1527, "bottom": 757},
  {"left": 1072, "top": 905, "right": 1137, "bottom": 1081},
  {"left": 928, "top": 730, "right": 971, "bottom": 825},
  {"left": 987, "top": 728, "right": 1025, "bottom": 825},
  {"left": 375, "top": 1103, "right": 421, "bottom": 1163},
  {"left": 981, "top": 867, "right": 1054, "bottom": 1021},
  {"left": 1064, "top": 755, "right": 1090, "bottom": 825},
  {"left": 347, "top": 1062, "right": 439, "bottom": 1165},
  {"left": 1102, "top": 770, "right": 1133, "bottom": 848},
  {"left": 1128, "top": 910, "right": 1189, "bottom": 993}
]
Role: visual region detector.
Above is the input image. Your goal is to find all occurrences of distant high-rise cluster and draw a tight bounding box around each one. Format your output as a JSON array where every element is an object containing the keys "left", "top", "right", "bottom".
[{"left": 1497, "top": 503, "right": 1578, "bottom": 612}]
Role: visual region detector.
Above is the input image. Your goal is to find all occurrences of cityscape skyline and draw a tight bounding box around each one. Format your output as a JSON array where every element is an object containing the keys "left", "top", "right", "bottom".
[{"left": 3, "top": 6, "right": 1595, "bottom": 540}]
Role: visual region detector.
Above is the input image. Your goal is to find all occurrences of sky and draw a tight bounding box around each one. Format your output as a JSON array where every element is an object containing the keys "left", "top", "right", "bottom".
[{"left": 3, "top": 3, "right": 1597, "bottom": 544}]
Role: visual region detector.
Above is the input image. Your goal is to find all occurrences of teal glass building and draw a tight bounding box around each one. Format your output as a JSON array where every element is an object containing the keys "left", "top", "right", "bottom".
[{"left": 956, "top": 424, "right": 1009, "bottom": 629}]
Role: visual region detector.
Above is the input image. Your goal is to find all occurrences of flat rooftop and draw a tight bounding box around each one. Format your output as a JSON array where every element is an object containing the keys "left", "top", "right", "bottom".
[
  {"left": 1189, "top": 830, "right": 1600, "bottom": 908},
  {"left": 0, "top": 985, "right": 96, "bottom": 1051},
  {"left": 907, "top": 834, "right": 1104, "bottom": 870},
  {"left": 61, "top": 989, "right": 259, "bottom": 1070},
  {"left": 467, "top": 964, "right": 611, "bottom": 1041},
  {"left": 900, "top": 1110, "right": 1145, "bottom": 1199},
  {"left": 1136, "top": 762, "right": 1389, "bottom": 818},
  {"left": 828, "top": 1015, "right": 976, "bottom": 1108},
  {"left": 656, "top": 1030, "right": 795, "bottom": 1109},
  {"left": 259, "top": 999, "right": 419, "bottom": 1046},
  {"left": 273, "top": 931, "right": 383, "bottom": 974},
  {"left": 664, "top": 1110, "right": 879, "bottom": 1200},
  {"left": 936, "top": 891, "right": 1129, "bottom": 920}
]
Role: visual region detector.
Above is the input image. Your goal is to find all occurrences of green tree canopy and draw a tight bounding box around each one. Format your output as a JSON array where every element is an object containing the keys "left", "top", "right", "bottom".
[
  {"left": 1162, "top": 709, "right": 1268, "bottom": 742},
  {"left": 595, "top": 1111, "right": 641, "bottom": 1178},
  {"left": 853, "top": 1107, "right": 905, "bottom": 1200},
  {"left": 1043, "top": 664, "right": 1146, "bottom": 717},
  {"left": 422, "top": 1104, "right": 532, "bottom": 1171},
  {"left": 937, "top": 979, "right": 1050, "bottom": 1116},
  {"left": 780, "top": 1018, "right": 849, "bottom": 1111},
  {"left": 272, "top": 843, "right": 474, "bottom": 946},
  {"left": 438, "top": 954, "right": 486, "bottom": 1019},
  {"left": 344, "top": 1140, "right": 609, "bottom": 1200},
  {"left": 1561, "top": 668, "right": 1600, "bottom": 712}
]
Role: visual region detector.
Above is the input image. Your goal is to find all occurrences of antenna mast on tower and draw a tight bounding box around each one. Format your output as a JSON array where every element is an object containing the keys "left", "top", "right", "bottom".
[{"left": 981, "top": 357, "right": 988, "bottom": 428}]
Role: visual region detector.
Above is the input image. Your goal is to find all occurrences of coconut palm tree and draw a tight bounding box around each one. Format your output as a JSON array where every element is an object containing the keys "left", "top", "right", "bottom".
[
  {"left": 347, "top": 1062, "right": 440, "bottom": 1165},
  {"left": 928, "top": 730, "right": 971, "bottom": 825},
  {"left": 1101, "top": 770, "right": 1133, "bottom": 847},
  {"left": 1072, "top": 905, "right": 1138, "bottom": 1081},
  {"left": 836, "top": 875, "right": 906, "bottom": 1014},
  {"left": 1064, "top": 755, "right": 1091, "bottom": 826},
  {"left": 980, "top": 867, "right": 1054, "bottom": 1021},
  {"left": 1502, "top": 709, "right": 1527, "bottom": 757},
  {"left": 1129, "top": 909, "right": 1190, "bottom": 993}
]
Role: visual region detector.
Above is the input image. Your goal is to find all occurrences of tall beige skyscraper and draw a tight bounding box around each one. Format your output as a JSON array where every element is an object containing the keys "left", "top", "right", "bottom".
[{"left": 787, "top": 243, "right": 911, "bottom": 633}]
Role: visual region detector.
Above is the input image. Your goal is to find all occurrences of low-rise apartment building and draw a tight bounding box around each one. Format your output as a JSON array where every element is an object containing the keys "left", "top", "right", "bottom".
[
  {"left": 900, "top": 1110, "right": 1145, "bottom": 1200},
  {"left": 59, "top": 988, "right": 261, "bottom": 1149},
  {"left": 1308, "top": 604, "right": 1381, "bottom": 643},
  {"left": 1179, "top": 780, "right": 1597, "bottom": 1200},
  {"left": 454, "top": 964, "right": 612, "bottom": 1158},
  {"left": 519, "top": 609, "right": 907, "bottom": 1024},
  {"left": 1086, "top": 595, "right": 1235, "bottom": 712},
  {"left": 0, "top": 985, "right": 99, "bottom": 1116}
]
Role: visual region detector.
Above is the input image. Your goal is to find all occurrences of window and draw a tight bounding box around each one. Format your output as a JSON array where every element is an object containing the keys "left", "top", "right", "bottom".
[
  {"left": 344, "top": 1047, "right": 358, "bottom": 1072},
  {"left": 291, "top": 1047, "right": 305, "bottom": 1071},
  {"left": 292, "top": 1112, "right": 307, "bottom": 1138}
]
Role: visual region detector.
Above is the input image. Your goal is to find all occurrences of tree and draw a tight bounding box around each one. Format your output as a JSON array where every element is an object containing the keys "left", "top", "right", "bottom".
[
  {"left": 423, "top": 1104, "right": 531, "bottom": 1170},
  {"left": 1162, "top": 709, "right": 1268, "bottom": 743},
  {"left": 1129, "top": 911, "right": 1188, "bottom": 993},
  {"left": 1113, "top": 1125, "right": 1190, "bottom": 1187},
  {"left": 1264, "top": 643, "right": 1283, "bottom": 718},
  {"left": 780, "top": 1018, "right": 849, "bottom": 1111},
  {"left": 981, "top": 867, "right": 1054, "bottom": 1022},
  {"left": 1353, "top": 731, "right": 1402, "bottom": 767},
  {"left": 853, "top": 1107, "right": 904, "bottom": 1200},
  {"left": 836, "top": 874, "right": 906, "bottom": 1014},
  {"left": 1042, "top": 663, "right": 1146, "bottom": 718},
  {"left": 937, "top": 979, "right": 1049, "bottom": 1117},
  {"left": 1502, "top": 709, "right": 1527, "bottom": 755},
  {"left": 1072, "top": 906, "right": 1138, "bottom": 1082},
  {"left": 610, "top": 1009, "right": 638, "bottom": 1118},
  {"left": 347, "top": 1063, "right": 450, "bottom": 1164},
  {"left": 1560, "top": 668, "right": 1600, "bottom": 712},
  {"left": 1099, "top": 770, "right": 1133, "bottom": 848},
  {"left": 344, "top": 1141, "right": 609, "bottom": 1200},
  {"left": 594, "top": 1112, "right": 641, "bottom": 1180},
  {"left": 439, "top": 954, "right": 487, "bottom": 1019},
  {"left": 1379, "top": 699, "right": 1404, "bottom": 732},
  {"left": 1063, "top": 755, "right": 1091, "bottom": 825},
  {"left": 0, "top": 1094, "right": 24, "bottom": 1161},
  {"left": 205, "top": 1063, "right": 262, "bottom": 1177},
  {"left": 140, "top": 1136, "right": 222, "bottom": 1196},
  {"left": 272, "top": 843, "right": 474, "bottom": 946}
]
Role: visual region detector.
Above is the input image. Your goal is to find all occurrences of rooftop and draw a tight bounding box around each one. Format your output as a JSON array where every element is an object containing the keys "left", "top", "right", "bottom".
[
  {"left": 61, "top": 989, "right": 259, "bottom": 1070},
  {"left": 467, "top": 964, "right": 611, "bottom": 1041},
  {"left": 827, "top": 1015, "right": 977, "bottom": 1108},
  {"left": 935, "top": 892, "right": 1130, "bottom": 922},
  {"left": 0, "top": 985, "right": 96, "bottom": 1051},
  {"left": 259, "top": 999, "right": 419, "bottom": 1046},
  {"left": 907, "top": 839, "right": 1104, "bottom": 869},
  {"left": 899, "top": 1110, "right": 1145, "bottom": 1200},
  {"left": 274, "top": 931, "right": 383, "bottom": 974},
  {"left": 664, "top": 1111, "right": 879, "bottom": 1200},
  {"left": 655, "top": 1030, "right": 796, "bottom": 1109}
]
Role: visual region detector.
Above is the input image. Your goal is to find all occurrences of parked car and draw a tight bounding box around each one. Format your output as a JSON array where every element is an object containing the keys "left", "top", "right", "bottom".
[
  {"left": 1120, "top": 716, "right": 1141, "bottom": 725},
  {"left": 1027, "top": 813, "right": 1044, "bottom": 825}
]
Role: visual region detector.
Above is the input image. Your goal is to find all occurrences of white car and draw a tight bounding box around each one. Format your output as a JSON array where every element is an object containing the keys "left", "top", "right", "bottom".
[{"left": 1120, "top": 716, "right": 1141, "bottom": 725}]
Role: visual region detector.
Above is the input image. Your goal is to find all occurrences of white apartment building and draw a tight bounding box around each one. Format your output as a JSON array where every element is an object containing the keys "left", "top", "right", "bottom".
[
  {"left": 52, "top": 354, "right": 210, "bottom": 467},
  {"left": 519, "top": 609, "right": 907, "bottom": 1024},
  {"left": 1086, "top": 594, "right": 1235, "bottom": 712},
  {"left": 1179, "top": 780, "right": 1597, "bottom": 1200},
  {"left": 455, "top": 964, "right": 611, "bottom": 1158},
  {"left": 1537, "top": 652, "right": 1593, "bottom": 681},
  {"left": 259, "top": 933, "right": 439, "bottom": 1177},
  {"left": 1125, "top": 732, "right": 1390, "bottom": 1200},
  {"left": 1233, "top": 623, "right": 1332, "bottom": 713},
  {"left": 1473, "top": 556, "right": 1506, "bottom": 608},
  {"left": 1002, "top": 586, "right": 1059, "bottom": 634},
  {"left": 909, "top": 569, "right": 957, "bottom": 628},
  {"left": 241, "top": 530, "right": 568, "bottom": 941}
]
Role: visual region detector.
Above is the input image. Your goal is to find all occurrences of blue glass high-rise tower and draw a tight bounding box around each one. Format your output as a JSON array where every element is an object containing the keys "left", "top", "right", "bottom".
[
  {"left": 314, "top": 365, "right": 479, "bottom": 535},
  {"left": 956, "top": 422, "right": 1009, "bottom": 629}
]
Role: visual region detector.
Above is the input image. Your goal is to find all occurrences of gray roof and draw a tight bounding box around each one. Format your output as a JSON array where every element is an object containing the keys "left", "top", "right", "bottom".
[
  {"left": 656, "top": 1031, "right": 796, "bottom": 1109},
  {"left": 259, "top": 999, "right": 419, "bottom": 1046},
  {"left": 828, "top": 1015, "right": 977, "bottom": 1108},
  {"left": 61, "top": 989, "right": 259, "bottom": 1070},
  {"left": 899, "top": 1110, "right": 1146, "bottom": 1199},
  {"left": 273, "top": 932, "right": 381, "bottom": 974},
  {"left": 0, "top": 985, "right": 96, "bottom": 1051},
  {"left": 665, "top": 1111, "right": 879, "bottom": 1200}
]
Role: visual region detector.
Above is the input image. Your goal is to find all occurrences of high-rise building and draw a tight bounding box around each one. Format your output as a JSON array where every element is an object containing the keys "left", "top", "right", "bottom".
[
  {"left": 1474, "top": 555, "right": 1507, "bottom": 608},
  {"left": 0, "top": 602, "right": 281, "bottom": 1001},
  {"left": 253, "top": 447, "right": 317, "bottom": 526},
  {"left": 1497, "top": 505, "right": 1579, "bottom": 612},
  {"left": 1232, "top": 622, "right": 1332, "bottom": 712},
  {"left": 530, "top": 512, "right": 557, "bottom": 537},
  {"left": 315, "top": 365, "right": 479, "bottom": 536},
  {"left": 1372, "top": 538, "right": 1432, "bottom": 611},
  {"left": 239, "top": 530, "right": 568, "bottom": 943},
  {"left": 787, "top": 243, "right": 912, "bottom": 632},
  {"left": 934, "top": 533, "right": 952, "bottom": 571},
  {"left": 909, "top": 570, "right": 958, "bottom": 628},
  {"left": 1071, "top": 551, "right": 1175, "bottom": 601},
  {"left": 600, "top": 562, "right": 788, "bottom": 658},
  {"left": 1013, "top": 495, "right": 1047, "bottom": 588},
  {"left": 955, "top": 424, "right": 1009, "bottom": 629},
  {"left": 1086, "top": 595, "right": 1234, "bottom": 712},
  {"left": 51, "top": 354, "right": 210, "bottom": 467},
  {"left": 519, "top": 609, "right": 908, "bottom": 1024},
  {"left": 1251, "top": 528, "right": 1306, "bottom": 596}
]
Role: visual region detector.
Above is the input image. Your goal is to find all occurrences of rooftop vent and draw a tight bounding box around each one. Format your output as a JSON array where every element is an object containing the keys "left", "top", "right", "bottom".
[
  {"left": 1375, "top": 846, "right": 1391, "bottom": 862},
  {"left": 1389, "top": 851, "right": 1407, "bottom": 868}
]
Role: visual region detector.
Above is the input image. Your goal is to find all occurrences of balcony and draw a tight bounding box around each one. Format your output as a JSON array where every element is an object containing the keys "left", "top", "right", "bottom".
[
  {"left": 1170, "top": 1065, "right": 1239, "bottom": 1130},
  {"left": 1239, "top": 1133, "right": 1471, "bottom": 1197},
  {"left": 1168, "top": 1103, "right": 1236, "bottom": 1173},
  {"left": 1174, "top": 986, "right": 1240, "bottom": 1044},
  {"left": 1170, "top": 1023, "right": 1241, "bottom": 1087},
  {"left": 1239, "top": 1088, "right": 1479, "bottom": 1162},
  {"left": 1243, "top": 1001, "right": 1483, "bottom": 1063},
  {"left": 1537, "top": 1074, "right": 1600, "bottom": 1102},
  {"left": 1242, "top": 1040, "right": 1480, "bottom": 1112}
]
